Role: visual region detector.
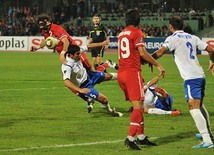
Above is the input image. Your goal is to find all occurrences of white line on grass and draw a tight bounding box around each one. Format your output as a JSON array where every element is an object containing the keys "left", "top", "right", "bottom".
[
  {"left": 0, "top": 87, "right": 63, "bottom": 92},
  {"left": 0, "top": 137, "right": 159, "bottom": 152},
  {"left": 0, "top": 140, "right": 123, "bottom": 152}
]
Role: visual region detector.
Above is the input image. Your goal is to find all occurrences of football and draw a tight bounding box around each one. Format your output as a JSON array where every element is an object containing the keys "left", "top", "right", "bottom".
[{"left": 45, "top": 36, "right": 59, "bottom": 49}]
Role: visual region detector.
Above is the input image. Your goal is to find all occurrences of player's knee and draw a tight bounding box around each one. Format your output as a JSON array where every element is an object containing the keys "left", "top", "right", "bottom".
[{"left": 101, "top": 97, "right": 108, "bottom": 104}]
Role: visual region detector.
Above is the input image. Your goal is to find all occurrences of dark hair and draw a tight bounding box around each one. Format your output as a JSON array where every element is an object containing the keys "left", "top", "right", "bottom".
[
  {"left": 67, "top": 44, "right": 80, "bottom": 55},
  {"left": 93, "top": 14, "right": 101, "bottom": 18},
  {"left": 169, "top": 16, "right": 183, "bottom": 30},
  {"left": 37, "top": 14, "right": 51, "bottom": 23},
  {"left": 125, "top": 9, "right": 140, "bottom": 27}
]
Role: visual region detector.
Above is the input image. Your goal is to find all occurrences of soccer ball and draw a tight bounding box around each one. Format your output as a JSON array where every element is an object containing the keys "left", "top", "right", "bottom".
[{"left": 45, "top": 36, "right": 59, "bottom": 49}]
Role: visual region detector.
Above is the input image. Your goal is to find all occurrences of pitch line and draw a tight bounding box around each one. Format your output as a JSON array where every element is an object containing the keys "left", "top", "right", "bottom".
[
  {"left": 0, "top": 87, "right": 63, "bottom": 92},
  {"left": 0, "top": 137, "right": 159, "bottom": 152},
  {"left": 0, "top": 140, "right": 123, "bottom": 152}
]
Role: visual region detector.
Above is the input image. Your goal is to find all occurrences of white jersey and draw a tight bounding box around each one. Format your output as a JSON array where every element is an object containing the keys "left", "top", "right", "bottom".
[
  {"left": 144, "top": 82, "right": 158, "bottom": 106},
  {"left": 163, "top": 30, "right": 207, "bottom": 80},
  {"left": 61, "top": 56, "right": 87, "bottom": 87}
]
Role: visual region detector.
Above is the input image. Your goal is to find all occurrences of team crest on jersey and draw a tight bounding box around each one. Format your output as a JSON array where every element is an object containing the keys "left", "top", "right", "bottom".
[
  {"left": 64, "top": 70, "right": 67, "bottom": 74},
  {"left": 96, "top": 31, "right": 100, "bottom": 36},
  {"left": 140, "top": 37, "right": 143, "bottom": 42}
]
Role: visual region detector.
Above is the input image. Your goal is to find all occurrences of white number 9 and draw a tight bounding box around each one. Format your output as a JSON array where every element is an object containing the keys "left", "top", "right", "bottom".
[{"left": 118, "top": 37, "right": 130, "bottom": 59}]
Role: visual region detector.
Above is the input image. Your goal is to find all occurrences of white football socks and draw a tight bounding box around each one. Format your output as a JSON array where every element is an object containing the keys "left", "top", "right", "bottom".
[
  {"left": 109, "top": 73, "right": 117, "bottom": 80},
  {"left": 100, "top": 103, "right": 113, "bottom": 112},
  {"left": 148, "top": 108, "right": 171, "bottom": 115},
  {"left": 190, "top": 109, "right": 213, "bottom": 144}
]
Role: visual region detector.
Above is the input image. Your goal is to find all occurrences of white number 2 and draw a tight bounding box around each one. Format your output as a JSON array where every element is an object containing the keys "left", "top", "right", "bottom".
[{"left": 118, "top": 37, "right": 130, "bottom": 59}]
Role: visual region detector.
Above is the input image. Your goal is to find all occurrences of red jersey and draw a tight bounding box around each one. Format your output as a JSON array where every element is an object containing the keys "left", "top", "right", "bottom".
[
  {"left": 117, "top": 26, "right": 145, "bottom": 101},
  {"left": 118, "top": 26, "right": 145, "bottom": 72},
  {"left": 42, "top": 23, "right": 76, "bottom": 54}
]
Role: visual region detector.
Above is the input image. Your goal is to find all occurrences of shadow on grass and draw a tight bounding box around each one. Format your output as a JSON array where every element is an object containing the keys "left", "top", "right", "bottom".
[{"left": 155, "top": 131, "right": 193, "bottom": 145}]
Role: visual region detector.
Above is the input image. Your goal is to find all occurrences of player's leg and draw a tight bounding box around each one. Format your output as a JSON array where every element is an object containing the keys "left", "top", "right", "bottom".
[
  {"left": 105, "top": 59, "right": 119, "bottom": 70},
  {"left": 189, "top": 99, "right": 213, "bottom": 148},
  {"left": 70, "top": 89, "right": 94, "bottom": 113},
  {"left": 91, "top": 48, "right": 100, "bottom": 69},
  {"left": 185, "top": 78, "right": 213, "bottom": 148},
  {"left": 103, "top": 72, "right": 117, "bottom": 81},
  {"left": 97, "top": 46, "right": 104, "bottom": 65},
  {"left": 80, "top": 52, "right": 93, "bottom": 70},
  {"left": 200, "top": 104, "right": 214, "bottom": 142},
  {"left": 146, "top": 107, "right": 180, "bottom": 115},
  {"left": 85, "top": 87, "right": 122, "bottom": 117},
  {"left": 118, "top": 70, "right": 156, "bottom": 150},
  {"left": 87, "top": 70, "right": 116, "bottom": 85},
  {"left": 96, "top": 59, "right": 119, "bottom": 72},
  {"left": 148, "top": 96, "right": 181, "bottom": 115}
]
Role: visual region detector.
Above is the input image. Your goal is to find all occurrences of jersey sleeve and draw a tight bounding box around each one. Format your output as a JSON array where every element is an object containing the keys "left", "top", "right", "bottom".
[
  {"left": 62, "top": 65, "right": 72, "bottom": 80},
  {"left": 52, "top": 26, "right": 68, "bottom": 41},
  {"left": 194, "top": 35, "right": 208, "bottom": 51},
  {"left": 134, "top": 30, "right": 145, "bottom": 48},
  {"left": 162, "top": 36, "right": 174, "bottom": 51}
]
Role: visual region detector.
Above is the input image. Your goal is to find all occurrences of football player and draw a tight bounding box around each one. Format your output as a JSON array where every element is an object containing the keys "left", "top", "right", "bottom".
[
  {"left": 30, "top": 14, "right": 118, "bottom": 113},
  {"left": 62, "top": 44, "right": 122, "bottom": 117},
  {"left": 143, "top": 76, "right": 181, "bottom": 115}
]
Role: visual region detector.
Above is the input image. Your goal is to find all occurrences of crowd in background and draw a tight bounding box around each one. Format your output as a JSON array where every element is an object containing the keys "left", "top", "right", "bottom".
[{"left": 0, "top": 0, "right": 213, "bottom": 37}]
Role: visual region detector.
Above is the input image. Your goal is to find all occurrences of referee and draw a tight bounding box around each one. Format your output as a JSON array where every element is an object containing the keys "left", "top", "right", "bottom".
[{"left": 88, "top": 14, "right": 109, "bottom": 69}]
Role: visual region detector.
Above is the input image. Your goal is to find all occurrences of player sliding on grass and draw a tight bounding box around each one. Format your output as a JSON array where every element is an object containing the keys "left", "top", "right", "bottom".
[
  {"left": 129, "top": 76, "right": 181, "bottom": 115},
  {"left": 151, "top": 16, "right": 214, "bottom": 149},
  {"left": 62, "top": 44, "right": 123, "bottom": 117},
  {"left": 30, "top": 14, "right": 118, "bottom": 113}
]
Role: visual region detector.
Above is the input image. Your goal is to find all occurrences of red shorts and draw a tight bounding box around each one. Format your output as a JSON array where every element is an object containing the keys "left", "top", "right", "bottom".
[{"left": 117, "top": 70, "right": 144, "bottom": 101}]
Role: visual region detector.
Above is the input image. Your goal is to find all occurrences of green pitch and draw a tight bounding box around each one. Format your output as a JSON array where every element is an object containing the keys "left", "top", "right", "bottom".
[{"left": 0, "top": 51, "right": 213, "bottom": 155}]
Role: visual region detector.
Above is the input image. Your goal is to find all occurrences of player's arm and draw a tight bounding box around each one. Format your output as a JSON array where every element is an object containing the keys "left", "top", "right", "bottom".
[
  {"left": 146, "top": 76, "right": 159, "bottom": 89},
  {"left": 205, "top": 45, "right": 214, "bottom": 75},
  {"left": 138, "top": 46, "right": 165, "bottom": 78},
  {"left": 87, "top": 40, "right": 109, "bottom": 49},
  {"left": 152, "top": 46, "right": 168, "bottom": 60},
  {"left": 104, "top": 28, "right": 110, "bottom": 49},
  {"left": 64, "top": 79, "right": 90, "bottom": 94},
  {"left": 60, "top": 37, "right": 70, "bottom": 64},
  {"left": 88, "top": 33, "right": 93, "bottom": 44},
  {"left": 30, "top": 39, "right": 46, "bottom": 52}
]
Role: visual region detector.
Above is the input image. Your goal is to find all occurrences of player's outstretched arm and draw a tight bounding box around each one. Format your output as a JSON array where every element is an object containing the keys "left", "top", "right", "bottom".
[
  {"left": 60, "top": 38, "right": 70, "bottom": 64},
  {"left": 139, "top": 46, "right": 165, "bottom": 78},
  {"left": 30, "top": 40, "right": 46, "bottom": 52},
  {"left": 87, "top": 40, "right": 109, "bottom": 49}
]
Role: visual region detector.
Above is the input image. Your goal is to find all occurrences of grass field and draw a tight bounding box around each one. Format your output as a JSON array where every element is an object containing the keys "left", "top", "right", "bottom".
[{"left": 0, "top": 51, "right": 213, "bottom": 155}]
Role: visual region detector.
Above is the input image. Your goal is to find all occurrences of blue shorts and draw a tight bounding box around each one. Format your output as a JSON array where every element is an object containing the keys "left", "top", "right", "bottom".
[
  {"left": 87, "top": 70, "right": 105, "bottom": 85},
  {"left": 80, "top": 71, "right": 105, "bottom": 100},
  {"left": 184, "top": 78, "right": 205, "bottom": 101}
]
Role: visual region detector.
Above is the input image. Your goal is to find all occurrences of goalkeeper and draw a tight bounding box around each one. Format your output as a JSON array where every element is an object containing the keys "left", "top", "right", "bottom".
[{"left": 143, "top": 76, "right": 181, "bottom": 115}]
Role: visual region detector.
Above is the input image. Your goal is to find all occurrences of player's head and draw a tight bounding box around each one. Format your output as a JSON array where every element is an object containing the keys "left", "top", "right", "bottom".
[
  {"left": 169, "top": 16, "right": 183, "bottom": 31},
  {"left": 67, "top": 44, "right": 81, "bottom": 61},
  {"left": 37, "top": 14, "right": 52, "bottom": 32},
  {"left": 125, "top": 9, "right": 140, "bottom": 27},
  {"left": 92, "top": 14, "right": 101, "bottom": 26}
]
